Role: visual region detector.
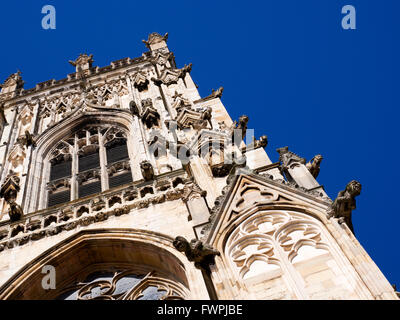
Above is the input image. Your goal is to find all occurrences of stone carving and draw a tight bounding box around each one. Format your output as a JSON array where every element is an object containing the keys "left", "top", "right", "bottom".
[
  {"left": 142, "top": 32, "right": 169, "bottom": 50},
  {"left": 0, "top": 71, "right": 24, "bottom": 92},
  {"left": 151, "top": 64, "right": 192, "bottom": 86},
  {"left": 181, "top": 178, "right": 207, "bottom": 203},
  {"left": 231, "top": 115, "right": 248, "bottom": 145},
  {"left": 277, "top": 146, "right": 306, "bottom": 171},
  {"left": 140, "top": 160, "right": 155, "bottom": 181},
  {"left": 132, "top": 71, "right": 149, "bottom": 91},
  {"left": 245, "top": 135, "right": 268, "bottom": 151},
  {"left": 69, "top": 54, "right": 94, "bottom": 74},
  {"left": 173, "top": 236, "right": 220, "bottom": 271},
  {"left": 171, "top": 91, "right": 191, "bottom": 113},
  {"left": 328, "top": 180, "right": 361, "bottom": 233},
  {"left": 129, "top": 100, "right": 140, "bottom": 116},
  {"left": 306, "top": 155, "right": 323, "bottom": 179},
  {"left": 0, "top": 172, "right": 23, "bottom": 221},
  {"left": 140, "top": 99, "right": 160, "bottom": 128},
  {"left": 16, "top": 130, "right": 36, "bottom": 148},
  {"left": 211, "top": 87, "right": 223, "bottom": 98}
]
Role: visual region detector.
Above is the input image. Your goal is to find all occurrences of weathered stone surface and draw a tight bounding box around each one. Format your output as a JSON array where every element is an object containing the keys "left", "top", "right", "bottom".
[{"left": 0, "top": 32, "right": 396, "bottom": 301}]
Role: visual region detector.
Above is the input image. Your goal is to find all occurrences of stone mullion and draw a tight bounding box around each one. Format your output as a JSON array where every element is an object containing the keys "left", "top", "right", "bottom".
[
  {"left": 70, "top": 134, "right": 78, "bottom": 201},
  {"left": 274, "top": 238, "right": 309, "bottom": 300},
  {"left": 98, "top": 128, "right": 109, "bottom": 191}
]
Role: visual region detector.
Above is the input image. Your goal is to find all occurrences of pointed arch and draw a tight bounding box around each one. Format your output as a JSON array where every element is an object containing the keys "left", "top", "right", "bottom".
[
  {"left": 22, "top": 110, "right": 139, "bottom": 213},
  {"left": 0, "top": 228, "right": 192, "bottom": 300}
]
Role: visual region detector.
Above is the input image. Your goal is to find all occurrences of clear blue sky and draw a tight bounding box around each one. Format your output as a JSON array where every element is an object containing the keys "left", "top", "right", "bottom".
[{"left": 0, "top": 1, "right": 399, "bottom": 288}]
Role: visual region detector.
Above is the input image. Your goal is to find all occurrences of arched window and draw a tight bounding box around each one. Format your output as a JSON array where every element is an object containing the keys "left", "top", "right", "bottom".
[
  {"left": 57, "top": 269, "right": 185, "bottom": 300},
  {"left": 225, "top": 210, "right": 362, "bottom": 300},
  {"left": 0, "top": 231, "right": 192, "bottom": 300},
  {"left": 46, "top": 125, "right": 132, "bottom": 208}
]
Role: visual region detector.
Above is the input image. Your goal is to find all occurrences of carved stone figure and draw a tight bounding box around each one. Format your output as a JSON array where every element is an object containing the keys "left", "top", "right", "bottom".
[
  {"left": 140, "top": 160, "right": 155, "bottom": 181},
  {"left": 0, "top": 172, "right": 23, "bottom": 221},
  {"left": 246, "top": 135, "right": 268, "bottom": 150},
  {"left": 306, "top": 154, "right": 323, "bottom": 179},
  {"left": 173, "top": 236, "right": 220, "bottom": 271},
  {"left": 69, "top": 54, "right": 94, "bottom": 74},
  {"left": 17, "top": 130, "right": 36, "bottom": 148},
  {"left": 277, "top": 146, "right": 306, "bottom": 171},
  {"left": 0, "top": 70, "right": 24, "bottom": 92},
  {"left": 129, "top": 101, "right": 140, "bottom": 116},
  {"left": 328, "top": 180, "right": 361, "bottom": 233},
  {"left": 8, "top": 200, "right": 23, "bottom": 222},
  {"left": 142, "top": 32, "right": 169, "bottom": 50},
  {"left": 231, "top": 115, "right": 249, "bottom": 145},
  {"left": 211, "top": 87, "right": 223, "bottom": 98}
]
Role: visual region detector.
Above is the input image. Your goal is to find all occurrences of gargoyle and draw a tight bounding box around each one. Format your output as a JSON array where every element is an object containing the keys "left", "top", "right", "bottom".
[
  {"left": 199, "top": 106, "right": 212, "bottom": 129},
  {"left": 306, "top": 154, "right": 323, "bottom": 178},
  {"left": 211, "top": 87, "right": 224, "bottom": 98},
  {"left": 8, "top": 200, "right": 23, "bottom": 222},
  {"left": 173, "top": 236, "right": 220, "bottom": 271},
  {"left": 140, "top": 160, "right": 154, "bottom": 181},
  {"left": 245, "top": 135, "right": 268, "bottom": 150},
  {"left": 17, "top": 130, "right": 36, "bottom": 148},
  {"left": 231, "top": 115, "right": 249, "bottom": 145},
  {"left": 328, "top": 180, "right": 361, "bottom": 233},
  {"left": 129, "top": 100, "right": 140, "bottom": 116}
]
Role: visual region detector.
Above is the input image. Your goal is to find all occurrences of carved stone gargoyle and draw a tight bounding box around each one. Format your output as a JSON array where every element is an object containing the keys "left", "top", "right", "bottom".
[
  {"left": 231, "top": 115, "right": 249, "bottom": 144},
  {"left": 173, "top": 236, "right": 220, "bottom": 271},
  {"left": 129, "top": 100, "right": 140, "bottom": 116},
  {"left": 306, "top": 154, "right": 323, "bottom": 179},
  {"left": 17, "top": 130, "right": 36, "bottom": 148},
  {"left": 328, "top": 180, "right": 361, "bottom": 233},
  {"left": 0, "top": 172, "right": 23, "bottom": 221},
  {"left": 140, "top": 160, "right": 155, "bottom": 181},
  {"left": 244, "top": 135, "right": 268, "bottom": 151}
]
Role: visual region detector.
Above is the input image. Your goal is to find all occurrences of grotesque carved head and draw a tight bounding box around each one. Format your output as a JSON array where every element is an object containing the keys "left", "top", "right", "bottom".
[
  {"left": 140, "top": 160, "right": 152, "bottom": 171},
  {"left": 259, "top": 135, "right": 268, "bottom": 147},
  {"left": 173, "top": 236, "right": 189, "bottom": 252},
  {"left": 314, "top": 154, "right": 323, "bottom": 163},
  {"left": 346, "top": 180, "right": 361, "bottom": 197},
  {"left": 239, "top": 115, "right": 249, "bottom": 126}
]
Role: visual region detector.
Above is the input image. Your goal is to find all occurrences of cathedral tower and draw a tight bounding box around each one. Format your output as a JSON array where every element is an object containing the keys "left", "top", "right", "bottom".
[{"left": 0, "top": 33, "right": 396, "bottom": 300}]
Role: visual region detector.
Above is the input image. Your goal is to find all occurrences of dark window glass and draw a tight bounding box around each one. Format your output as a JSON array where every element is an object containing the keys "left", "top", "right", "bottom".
[
  {"left": 79, "top": 152, "right": 100, "bottom": 172},
  {"left": 109, "top": 172, "right": 132, "bottom": 188},
  {"left": 50, "top": 160, "right": 72, "bottom": 181},
  {"left": 106, "top": 144, "right": 129, "bottom": 164},
  {"left": 48, "top": 190, "right": 70, "bottom": 207},
  {"left": 78, "top": 180, "right": 101, "bottom": 198}
]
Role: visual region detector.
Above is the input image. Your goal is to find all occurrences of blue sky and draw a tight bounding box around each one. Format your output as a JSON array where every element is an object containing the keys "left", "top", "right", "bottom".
[{"left": 0, "top": 1, "right": 399, "bottom": 288}]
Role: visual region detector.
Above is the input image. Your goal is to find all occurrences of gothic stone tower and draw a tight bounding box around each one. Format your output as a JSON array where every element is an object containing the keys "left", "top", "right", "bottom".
[{"left": 0, "top": 33, "right": 396, "bottom": 300}]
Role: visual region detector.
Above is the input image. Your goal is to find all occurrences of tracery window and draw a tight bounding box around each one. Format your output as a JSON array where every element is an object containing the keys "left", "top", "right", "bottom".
[
  {"left": 226, "top": 210, "right": 359, "bottom": 299},
  {"left": 56, "top": 269, "right": 185, "bottom": 300},
  {"left": 47, "top": 125, "right": 132, "bottom": 208}
]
